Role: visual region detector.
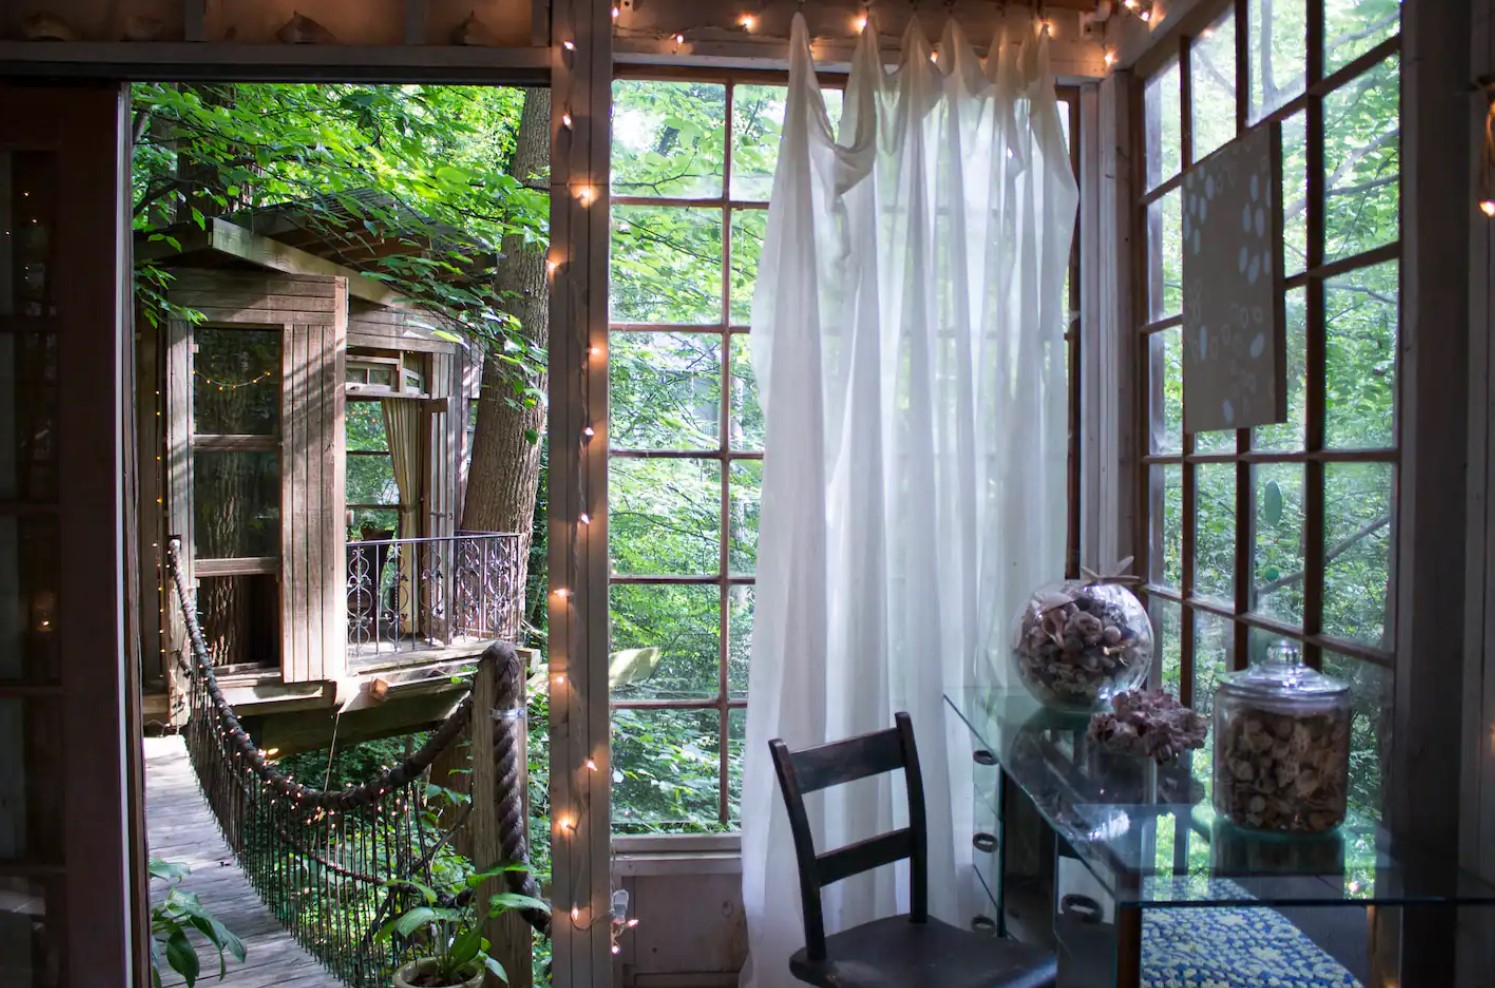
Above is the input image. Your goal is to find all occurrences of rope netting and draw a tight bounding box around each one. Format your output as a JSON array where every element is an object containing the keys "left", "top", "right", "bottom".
[{"left": 166, "top": 538, "right": 548, "bottom": 987}]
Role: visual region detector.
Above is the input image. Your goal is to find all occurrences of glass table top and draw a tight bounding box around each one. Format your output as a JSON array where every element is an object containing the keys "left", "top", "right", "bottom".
[{"left": 946, "top": 687, "right": 1495, "bottom": 910}]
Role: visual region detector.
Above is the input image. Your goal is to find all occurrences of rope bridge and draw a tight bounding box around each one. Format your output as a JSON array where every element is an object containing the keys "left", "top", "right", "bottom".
[{"left": 166, "top": 538, "right": 549, "bottom": 987}]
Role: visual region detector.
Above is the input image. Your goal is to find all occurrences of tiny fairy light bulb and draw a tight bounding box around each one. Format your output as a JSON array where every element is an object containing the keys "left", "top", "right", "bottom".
[
  {"left": 585, "top": 758, "right": 598, "bottom": 772},
  {"left": 611, "top": 5, "right": 620, "bottom": 17},
  {"left": 579, "top": 512, "right": 592, "bottom": 525},
  {"left": 553, "top": 673, "right": 567, "bottom": 686},
  {"left": 547, "top": 257, "right": 561, "bottom": 275},
  {"left": 739, "top": 12, "right": 756, "bottom": 30},
  {"left": 582, "top": 424, "right": 596, "bottom": 439},
  {"left": 563, "top": 39, "right": 576, "bottom": 50},
  {"left": 674, "top": 32, "right": 685, "bottom": 44},
  {"left": 576, "top": 185, "right": 596, "bottom": 206},
  {"left": 561, "top": 112, "right": 574, "bottom": 129},
  {"left": 571, "top": 906, "right": 581, "bottom": 922},
  {"left": 854, "top": 13, "right": 867, "bottom": 31},
  {"left": 554, "top": 587, "right": 572, "bottom": 599},
  {"left": 1104, "top": 48, "right": 1117, "bottom": 67},
  {"left": 1481, "top": 200, "right": 1495, "bottom": 218}
]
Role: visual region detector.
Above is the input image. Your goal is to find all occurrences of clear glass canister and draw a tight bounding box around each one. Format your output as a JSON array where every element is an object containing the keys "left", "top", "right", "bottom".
[
  {"left": 1011, "top": 580, "right": 1154, "bottom": 712},
  {"left": 1212, "top": 642, "right": 1352, "bottom": 835}
]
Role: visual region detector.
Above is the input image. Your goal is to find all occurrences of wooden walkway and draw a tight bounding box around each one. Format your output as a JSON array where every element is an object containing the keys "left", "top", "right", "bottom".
[{"left": 145, "top": 735, "right": 343, "bottom": 988}]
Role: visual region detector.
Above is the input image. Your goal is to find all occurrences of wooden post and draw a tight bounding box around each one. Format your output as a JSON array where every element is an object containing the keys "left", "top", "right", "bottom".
[{"left": 470, "top": 650, "right": 534, "bottom": 988}]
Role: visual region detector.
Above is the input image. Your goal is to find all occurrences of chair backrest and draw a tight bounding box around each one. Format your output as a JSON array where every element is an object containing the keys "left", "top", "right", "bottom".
[{"left": 768, "top": 712, "right": 928, "bottom": 962}]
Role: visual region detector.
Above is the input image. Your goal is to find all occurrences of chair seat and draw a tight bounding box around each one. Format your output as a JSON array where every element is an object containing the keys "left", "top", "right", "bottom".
[{"left": 788, "top": 914, "right": 1057, "bottom": 988}]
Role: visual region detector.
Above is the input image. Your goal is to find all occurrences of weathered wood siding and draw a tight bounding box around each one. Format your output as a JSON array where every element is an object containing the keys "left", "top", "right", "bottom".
[{"left": 166, "top": 270, "right": 347, "bottom": 685}]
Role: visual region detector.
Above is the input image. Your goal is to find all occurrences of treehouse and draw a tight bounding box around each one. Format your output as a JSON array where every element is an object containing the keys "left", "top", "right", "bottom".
[{"left": 134, "top": 206, "right": 521, "bottom": 751}]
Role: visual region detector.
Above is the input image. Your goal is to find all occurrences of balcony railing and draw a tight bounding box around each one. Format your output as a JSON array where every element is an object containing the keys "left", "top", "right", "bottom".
[{"left": 346, "top": 532, "right": 523, "bottom": 657}]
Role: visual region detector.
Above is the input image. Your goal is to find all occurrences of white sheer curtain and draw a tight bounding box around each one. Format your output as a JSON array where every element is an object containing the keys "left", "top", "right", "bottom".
[{"left": 739, "top": 13, "right": 1078, "bottom": 988}]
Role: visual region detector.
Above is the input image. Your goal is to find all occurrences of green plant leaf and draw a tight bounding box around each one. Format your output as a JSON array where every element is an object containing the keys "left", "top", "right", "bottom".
[
  {"left": 165, "top": 928, "right": 200, "bottom": 987},
  {"left": 1262, "top": 479, "right": 1284, "bottom": 525},
  {"left": 488, "top": 892, "right": 551, "bottom": 915},
  {"left": 484, "top": 955, "right": 509, "bottom": 983}
]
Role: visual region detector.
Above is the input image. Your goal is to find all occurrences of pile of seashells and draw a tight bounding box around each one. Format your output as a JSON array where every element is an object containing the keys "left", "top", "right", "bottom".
[
  {"left": 1213, "top": 704, "right": 1350, "bottom": 834},
  {"left": 1013, "top": 580, "right": 1152, "bottom": 711},
  {"left": 1089, "top": 689, "right": 1208, "bottom": 763}
]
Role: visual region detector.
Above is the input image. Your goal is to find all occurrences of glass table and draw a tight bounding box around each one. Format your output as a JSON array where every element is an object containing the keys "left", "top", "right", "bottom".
[{"left": 945, "top": 687, "right": 1495, "bottom": 987}]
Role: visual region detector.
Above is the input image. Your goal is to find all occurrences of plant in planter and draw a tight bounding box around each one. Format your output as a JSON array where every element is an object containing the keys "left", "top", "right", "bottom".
[
  {"left": 380, "top": 865, "right": 550, "bottom": 987},
  {"left": 148, "top": 858, "right": 246, "bottom": 988}
]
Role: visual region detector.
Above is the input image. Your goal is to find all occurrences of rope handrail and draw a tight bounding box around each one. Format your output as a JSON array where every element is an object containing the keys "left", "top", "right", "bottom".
[
  {"left": 168, "top": 537, "right": 480, "bottom": 811},
  {"left": 164, "top": 536, "right": 549, "bottom": 988}
]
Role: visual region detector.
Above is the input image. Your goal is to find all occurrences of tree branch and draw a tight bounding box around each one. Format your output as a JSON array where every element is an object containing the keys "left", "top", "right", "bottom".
[{"left": 1255, "top": 511, "right": 1392, "bottom": 598}]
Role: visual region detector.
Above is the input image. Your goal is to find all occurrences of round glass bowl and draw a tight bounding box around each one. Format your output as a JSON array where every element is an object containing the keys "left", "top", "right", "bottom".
[{"left": 1011, "top": 580, "right": 1154, "bottom": 712}]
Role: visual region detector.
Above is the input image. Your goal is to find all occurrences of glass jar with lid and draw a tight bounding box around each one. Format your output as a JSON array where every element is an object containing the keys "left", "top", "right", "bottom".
[{"left": 1212, "top": 642, "right": 1352, "bottom": 835}]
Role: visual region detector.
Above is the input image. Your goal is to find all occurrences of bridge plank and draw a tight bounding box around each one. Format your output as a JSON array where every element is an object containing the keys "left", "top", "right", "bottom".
[{"left": 145, "top": 736, "right": 343, "bottom": 988}]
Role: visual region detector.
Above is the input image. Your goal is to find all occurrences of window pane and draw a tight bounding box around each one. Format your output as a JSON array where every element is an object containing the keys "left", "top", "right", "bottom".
[
  {"left": 1194, "top": 609, "right": 1236, "bottom": 714},
  {"left": 610, "top": 584, "right": 720, "bottom": 699},
  {"left": 1147, "top": 188, "right": 1183, "bottom": 321},
  {"left": 349, "top": 506, "right": 399, "bottom": 537},
  {"left": 347, "top": 452, "right": 398, "bottom": 508},
  {"left": 610, "top": 206, "right": 723, "bottom": 325},
  {"left": 727, "top": 585, "right": 753, "bottom": 697},
  {"left": 1248, "top": 0, "right": 1308, "bottom": 122},
  {"left": 1149, "top": 327, "right": 1183, "bottom": 454},
  {"left": 1252, "top": 286, "right": 1307, "bottom": 452},
  {"left": 728, "top": 707, "right": 746, "bottom": 825},
  {"left": 730, "top": 334, "right": 763, "bottom": 451},
  {"left": 610, "top": 458, "right": 721, "bottom": 576},
  {"left": 1145, "top": 59, "right": 1183, "bottom": 189},
  {"left": 730, "top": 209, "right": 767, "bottom": 326},
  {"left": 609, "top": 332, "right": 721, "bottom": 450},
  {"left": 1190, "top": 11, "right": 1238, "bottom": 162},
  {"left": 0, "top": 330, "right": 57, "bottom": 502},
  {"left": 346, "top": 400, "right": 388, "bottom": 452},
  {"left": 731, "top": 85, "right": 789, "bottom": 203},
  {"left": 1281, "top": 111, "right": 1309, "bottom": 277},
  {"left": 728, "top": 460, "right": 761, "bottom": 574},
  {"left": 0, "top": 876, "right": 59, "bottom": 986},
  {"left": 194, "top": 450, "right": 279, "bottom": 558},
  {"left": 198, "top": 573, "right": 279, "bottom": 667},
  {"left": 1194, "top": 463, "right": 1236, "bottom": 603},
  {"left": 1323, "top": 55, "right": 1399, "bottom": 265},
  {"left": 730, "top": 86, "right": 842, "bottom": 202},
  {"left": 4, "top": 151, "right": 58, "bottom": 317},
  {"left": 1325, "top": 0, "right": 1399, "bottom": 74},
  {"left": 193, "top": 327, "right": 279, "bottom": 435},
  {"left": 611, "top": 81, "right": 725, "bottom": 199},
  {"left": 0, "top": 515, "right": 58, "bottom": 681},
  {"left": 0, "top": 697, "right": 62, "bottom": 861},
  {"left": 1251, "top": 462, "right": 1305, "bottom": 626},
  {"left": 1323, "top": 462, "right": 1394, "bottom": 648},
  {"left": 1325, "top": 260, "right": 1397, "bottom": 450},
  {"left": 1150, "top": 596, "right": 1183, "bottom": 698},
  {"left": 1151, "top": 464, "right": 1183, "bottom": 588},
  {"left": 612, "top": 707, "right": 721, "bottom": 829},
  {"left": 1322, "top": 651, "right": 1390, "bottom": 817}
]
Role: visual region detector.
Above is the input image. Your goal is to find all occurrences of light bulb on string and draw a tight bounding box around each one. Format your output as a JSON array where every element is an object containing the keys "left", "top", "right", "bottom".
[
  {"left": 562, "top": 112, "right": 574, "bottom": 130},
  {"left": 579, "top": 512, "right": 592, "bottom": 525},
  {"left": 739, "top": 12, "right": 756, "bottom": 30},
  {"left": 582, "top": 425, "right": 596, "bottom": 439},
  {"left": 854, "top": 13, "right": 867, "bottom": 31},
  {"left": 1481, "top": 200, "right": 1495, "bottom": 218},
  {"left": 611, "top": 5, "right": 620, "bottom": 18},
  {"left": 1104, "top": 49, "right": 1117, "bottom": 67},
  {"left": 576, "top": 185, "right": 596, "bottom": 206},
  {"left": 585, "top": 758, "right": 598, "bottom": 772},
  {"left": 563, "top": 39, "right": 576, "bottom": 50}
]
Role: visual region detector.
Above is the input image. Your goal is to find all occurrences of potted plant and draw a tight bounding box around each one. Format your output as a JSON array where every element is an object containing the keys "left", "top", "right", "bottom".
[
  {"left": 381, "top": 865, "right": 549, "bottom": 987},
  {"left": 148, "top": 858, "right": 246, "bottom": 988}
]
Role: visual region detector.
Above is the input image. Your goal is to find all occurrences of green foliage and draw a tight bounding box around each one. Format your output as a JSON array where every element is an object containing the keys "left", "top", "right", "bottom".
[
  {"left": 130, "top": 83, "right": 546, "bottom": 404},
  {"left": 149, "top": 858, "right": 247, "bottom": 988},
  {"left": 378, "top": 865, "right": 549, "bottom": 986}
]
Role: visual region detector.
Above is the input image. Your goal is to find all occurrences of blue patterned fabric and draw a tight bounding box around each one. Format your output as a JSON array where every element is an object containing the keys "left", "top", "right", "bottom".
[{"left": 1141, "top": 880, "right": 1362, "bottom": 988}]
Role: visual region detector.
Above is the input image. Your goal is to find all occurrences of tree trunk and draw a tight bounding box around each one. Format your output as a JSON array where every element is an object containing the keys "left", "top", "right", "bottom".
[{"left": 460, "top": 88, "right": 551, "bottom": 633}]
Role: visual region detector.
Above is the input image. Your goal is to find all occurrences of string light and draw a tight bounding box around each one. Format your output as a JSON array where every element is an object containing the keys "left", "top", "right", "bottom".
[
  {"left": 554, "top": 587, "right": 572, "bottom": 600},
  {"left": 193, "top": 369, "right": 274, "bottom": 391},
  {"left": 578, "top": 512, "right": 591, "bottom": 525},
  {"left": 571, "top": 906, "right": 581, "bottom": 922},
  {"left": 854, "top": 13, "right": 867, "bottom": 31},
  {"left": 584, "top": 758, "right": 598, "bottom": 772},
  {"left": 1104, "top": 48, "right": 1117, "bottom": 68},
  {"left": 561, "top": 112, "right": 574, "bottom": 130},
  {"left": 576, "top": 185, "right": 596, "bottom": 206},
  {"left": 582, "top": 425, "right": 596, "bottom": 439},
  {"left": 547, "top": 258, "right": 561, "bottom": 275},
  {"left": 739, "top": 12, "right": 756, "bottom": 30},
  {"left": 673, "top": 33, "right": 685, "bottom": 44},
  {"left": 611, "top": 4, "right": 620, "bottom": 17},
  {"left": 1482, "top": 200, "right": 1495, "bottom": 218},
  {"left": 562, "top": 39, "right": 576, "bottom": 50}
]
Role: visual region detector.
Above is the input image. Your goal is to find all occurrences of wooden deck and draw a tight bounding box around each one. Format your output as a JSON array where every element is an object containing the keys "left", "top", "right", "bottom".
[{"left": 145, "top": 735, "right": 343, "bottom": 988}]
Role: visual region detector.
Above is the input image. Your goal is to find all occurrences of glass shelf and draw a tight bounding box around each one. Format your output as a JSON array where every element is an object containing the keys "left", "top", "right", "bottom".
[{"left": 946, "top": 687, "right": 1495, "bottom": 910}]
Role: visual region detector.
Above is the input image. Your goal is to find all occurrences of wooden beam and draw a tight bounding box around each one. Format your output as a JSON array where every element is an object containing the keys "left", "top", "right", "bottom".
[{"left": 138, "top": 218, "right": 405, "bottom": 307}]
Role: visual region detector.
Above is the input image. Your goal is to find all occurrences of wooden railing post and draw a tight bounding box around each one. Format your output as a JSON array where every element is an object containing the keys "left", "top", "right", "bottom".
[{"left": 470, "top": 646, "right": 534, "bottom": 988}]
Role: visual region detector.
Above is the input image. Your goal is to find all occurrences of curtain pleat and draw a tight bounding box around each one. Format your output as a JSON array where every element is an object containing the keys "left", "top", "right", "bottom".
[{"left": 739, "top": 13, "right": 1079, "bottom": 987}]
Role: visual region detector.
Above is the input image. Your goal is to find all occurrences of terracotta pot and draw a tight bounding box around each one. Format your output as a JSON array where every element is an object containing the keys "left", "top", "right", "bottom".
[{"left": 392, "top": 958, "right": 485, "bottom": 988}]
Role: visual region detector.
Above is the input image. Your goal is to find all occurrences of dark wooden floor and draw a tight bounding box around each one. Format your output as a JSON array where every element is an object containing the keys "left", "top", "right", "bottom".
[{"left": 145, "top": 735, "right": 342, "bottom": 988}]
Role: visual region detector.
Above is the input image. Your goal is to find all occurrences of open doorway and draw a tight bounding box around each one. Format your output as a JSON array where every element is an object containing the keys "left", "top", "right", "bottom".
[{"left": 131, "top": 81, "right": 557, "bottom": 987}]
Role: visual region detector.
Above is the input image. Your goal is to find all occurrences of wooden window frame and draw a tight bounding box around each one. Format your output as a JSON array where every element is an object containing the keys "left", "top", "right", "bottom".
[
  {"left": 1132, "top": 0, "right": 1402, "bottom": 712},
  {"left": 606, "top": 71, "right": 1083, "bottom": 840}
]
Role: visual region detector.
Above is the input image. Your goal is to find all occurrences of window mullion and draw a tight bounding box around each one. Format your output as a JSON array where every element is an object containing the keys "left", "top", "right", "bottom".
[
  {"left": 1179, "top": 33, "right": 1199, "bottom": 706},
  {"left": 1303, "top": 0, "right": 1328, "bottom": 669}
]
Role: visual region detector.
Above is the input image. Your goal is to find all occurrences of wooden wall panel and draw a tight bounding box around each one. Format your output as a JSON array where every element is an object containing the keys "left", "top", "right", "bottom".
[
  {"left": 166, "top": 271, "right": 347, "bottom": 684},
  {"left": 163, "top": 317, "right": 193, "bottom": 684}
]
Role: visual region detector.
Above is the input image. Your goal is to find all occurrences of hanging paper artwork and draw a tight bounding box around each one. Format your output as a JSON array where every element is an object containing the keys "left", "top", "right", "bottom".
[{"left": 1181, "top": 123, "right": 1286, "bottom": 434}]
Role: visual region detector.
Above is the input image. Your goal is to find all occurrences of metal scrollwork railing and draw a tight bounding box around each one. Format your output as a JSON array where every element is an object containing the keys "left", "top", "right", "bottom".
[
  {"left": 346, "top": 532, "right": 523, "bottom": 657},
  {"left": 166, "top": 537, "right": 547, "bottom": 988}
]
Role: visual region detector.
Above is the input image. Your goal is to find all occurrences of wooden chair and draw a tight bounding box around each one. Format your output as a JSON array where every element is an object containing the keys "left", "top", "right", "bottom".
[{"left": 769, "top": 714, "right": 1058, "bottom": 988}]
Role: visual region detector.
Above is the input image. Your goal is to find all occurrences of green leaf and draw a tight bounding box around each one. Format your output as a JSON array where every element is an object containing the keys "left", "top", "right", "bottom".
[
  {"left": 488, "top": 892, "right": 551, "bottom": 915},
  {"left": 484, "top": 955, "right": 509, "bottom": 982},
  {"left": 449, "top": 924, "right": 483, "bottom": 966},
  {"left": 391, "top": 906, "right": 440, "bottom": 939},
  {"left": 165, "top": 928, "right": 200, "bottom": 987},
  {"left": 1263, "top": 480, "right": 1284, "bottom": 525}
]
